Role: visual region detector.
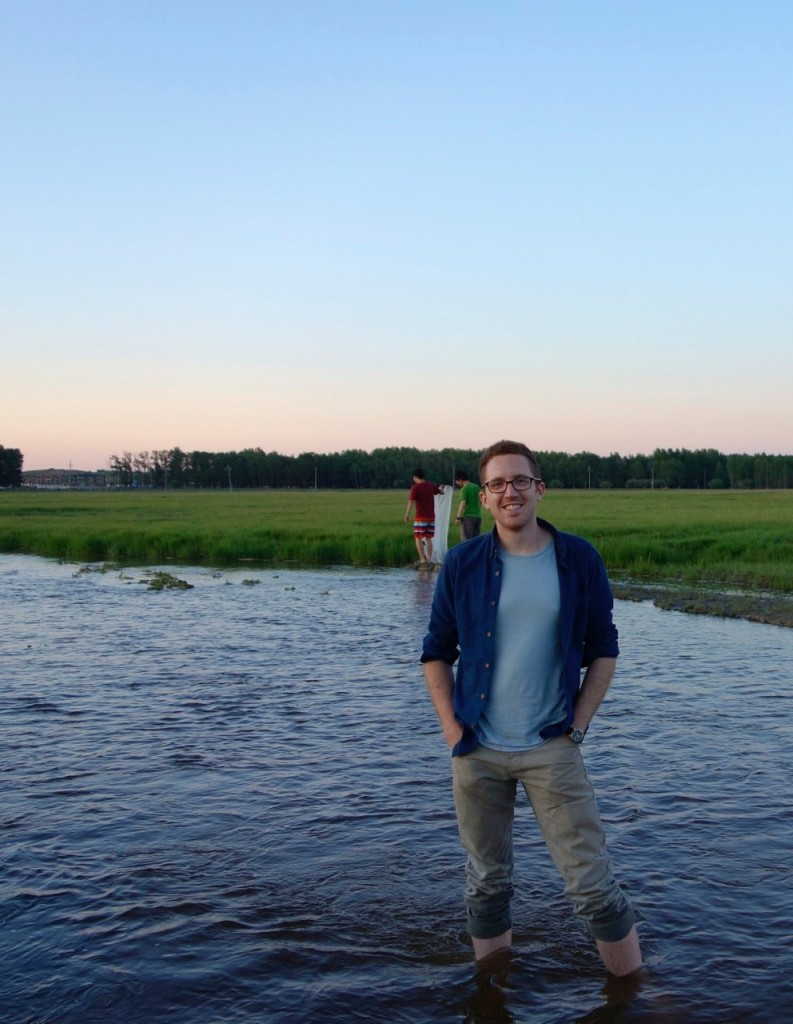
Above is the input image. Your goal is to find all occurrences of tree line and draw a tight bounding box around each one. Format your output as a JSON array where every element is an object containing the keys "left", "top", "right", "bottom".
[{"left": 103, "top": 445, "right": 793, "bottom": 490}]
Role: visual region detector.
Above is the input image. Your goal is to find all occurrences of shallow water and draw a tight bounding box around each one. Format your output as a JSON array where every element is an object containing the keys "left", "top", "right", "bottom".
[{"left": 2, "top": 554, "right": 792, "bottom": 1023}]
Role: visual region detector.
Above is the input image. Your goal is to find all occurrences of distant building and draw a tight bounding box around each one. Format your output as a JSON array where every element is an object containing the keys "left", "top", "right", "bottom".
[{"left": 22, "top": 468, "right": 109, "bottom": 489}]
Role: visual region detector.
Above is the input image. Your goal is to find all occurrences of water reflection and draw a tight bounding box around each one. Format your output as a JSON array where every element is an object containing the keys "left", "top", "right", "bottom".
[{"left": 2, "top": 555, "right": 792, "bottom": 1024}]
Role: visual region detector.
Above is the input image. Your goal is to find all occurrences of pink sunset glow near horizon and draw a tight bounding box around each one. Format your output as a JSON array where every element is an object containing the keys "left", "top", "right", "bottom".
[
  {"left": 15, "top": 390, "right": 793, "bottom": 474},
  {"left": 4, "top": 3, "right": 792, "bottom": 472}
]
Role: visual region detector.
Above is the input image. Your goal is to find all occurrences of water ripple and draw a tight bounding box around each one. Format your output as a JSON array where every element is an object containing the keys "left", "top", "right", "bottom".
[{"left": 2, "top": 555, "right": 792, "bottom": 1023}]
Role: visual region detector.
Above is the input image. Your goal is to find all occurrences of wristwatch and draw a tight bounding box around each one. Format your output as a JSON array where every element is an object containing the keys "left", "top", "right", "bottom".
[{"left": 566, "top": 727, "right": 585, "bottom": 744}]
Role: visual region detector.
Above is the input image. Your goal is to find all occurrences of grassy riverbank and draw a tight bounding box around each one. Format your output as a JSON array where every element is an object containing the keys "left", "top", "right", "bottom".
[{"left": 3, "top": 488, "right": 793, "bottom": 624}]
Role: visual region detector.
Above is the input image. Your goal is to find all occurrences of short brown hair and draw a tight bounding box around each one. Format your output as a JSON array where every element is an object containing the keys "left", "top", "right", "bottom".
[{"left": 478, "top": 440, "right": 541, "bottom": 483}]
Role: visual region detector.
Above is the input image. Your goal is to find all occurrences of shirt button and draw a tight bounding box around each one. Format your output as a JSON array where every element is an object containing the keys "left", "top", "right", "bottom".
[
  {"left": 486, "top": 631, "right": 492, "bottom": 637},
  {"left": 484, "top": 662, "right": 490, "bottom": 669},
  {"left": 480, "top": 693, "right": 486, "bottom": 700}
]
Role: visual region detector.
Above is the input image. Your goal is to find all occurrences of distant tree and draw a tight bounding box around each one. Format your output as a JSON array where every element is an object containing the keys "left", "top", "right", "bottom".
[
  {"left": 602, "top": 453, "right": 628, "bottom": 488},
  {"left": 627, "top": 455, "right": 649, "bottom": 481},
  {"left": 652, "top": 449, "right": 686, "bottom": 488},
  {"left": 133, "top": 451, "right": 152, "bottom": 487},
  {"left": 0, "top": 446, "right": 23, "bottom": 487},
  {"left": 109, "top": 452, "right": 133, "bottom": 486},
  {"left": 726, "top": 453, "right": 754, "bottom": 488},
  {"left": 169, "top": 447, "right": 187, "bottom": 488}
]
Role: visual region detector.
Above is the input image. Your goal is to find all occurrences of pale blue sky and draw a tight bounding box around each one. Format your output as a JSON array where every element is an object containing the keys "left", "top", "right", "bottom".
[{"left": 3, "top": 1, "right": 791, "bottom": 470}]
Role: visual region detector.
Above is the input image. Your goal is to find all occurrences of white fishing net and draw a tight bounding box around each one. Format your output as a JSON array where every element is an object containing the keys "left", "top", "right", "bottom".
[{"left": 431, "top": 484, "right": 454, "bottom": 563}]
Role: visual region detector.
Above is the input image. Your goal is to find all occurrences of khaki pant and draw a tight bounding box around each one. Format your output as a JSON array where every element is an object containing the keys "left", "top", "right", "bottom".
[{"left": 452, "top": 738, "right": 636, "bottom": 941}]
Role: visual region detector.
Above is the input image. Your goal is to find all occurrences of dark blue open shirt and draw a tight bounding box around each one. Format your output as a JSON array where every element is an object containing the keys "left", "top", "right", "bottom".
[{"left": 420, "top": 520, "right": 620, "bottom": 756}]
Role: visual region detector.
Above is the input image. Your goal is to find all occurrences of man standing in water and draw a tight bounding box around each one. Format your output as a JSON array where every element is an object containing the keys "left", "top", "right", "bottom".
[
  {"left": 404, "top": 468, "right": 443, "bottom": 565},
  {"left": 421, "top": 440, "right": 642, "bottom": 975}
]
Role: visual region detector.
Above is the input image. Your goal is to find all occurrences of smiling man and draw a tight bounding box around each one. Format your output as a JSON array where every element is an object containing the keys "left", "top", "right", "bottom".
[{"left": 421, "top": 440, "right": 642, "bottom": 976}]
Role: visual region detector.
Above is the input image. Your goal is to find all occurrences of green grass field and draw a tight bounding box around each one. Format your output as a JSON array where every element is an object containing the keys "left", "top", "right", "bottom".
[{"left": 2, "top": 488, "right": 793, "bottom": 594}]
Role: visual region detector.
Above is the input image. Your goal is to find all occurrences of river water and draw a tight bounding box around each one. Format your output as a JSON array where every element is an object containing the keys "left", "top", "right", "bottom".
[{"left": 2, "top": 554, "right": 792, "bottom": 1024}]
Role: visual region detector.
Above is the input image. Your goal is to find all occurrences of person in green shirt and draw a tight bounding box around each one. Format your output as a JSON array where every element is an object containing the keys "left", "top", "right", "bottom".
[{"left": 455, "top": 471, "right": 483, "bottom": 541}]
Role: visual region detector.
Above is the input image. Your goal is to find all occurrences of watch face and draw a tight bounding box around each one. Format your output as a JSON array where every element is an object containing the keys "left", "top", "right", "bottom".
[{"left": 568, "top": 728, "right": 585, "bottom": 744}]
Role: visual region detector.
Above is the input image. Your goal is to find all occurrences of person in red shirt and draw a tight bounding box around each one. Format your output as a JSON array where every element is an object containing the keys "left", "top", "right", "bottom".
[{"left": 404, "top": 468, "right": 444, "bottom": 565}]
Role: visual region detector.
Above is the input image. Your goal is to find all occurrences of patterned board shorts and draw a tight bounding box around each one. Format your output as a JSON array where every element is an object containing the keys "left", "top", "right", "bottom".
[{"left": 413, "top": 518, "right": 436, "bottom": 537}]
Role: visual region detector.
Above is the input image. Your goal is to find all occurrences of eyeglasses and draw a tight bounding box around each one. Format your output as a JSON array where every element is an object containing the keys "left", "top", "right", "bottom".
[{"left": 482, "top": 476, "right": 541, "bottom": 494}]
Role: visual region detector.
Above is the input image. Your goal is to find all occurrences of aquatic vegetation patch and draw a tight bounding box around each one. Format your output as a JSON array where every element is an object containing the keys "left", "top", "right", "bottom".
[
  {"left": 73, "top": 563, "right": 121, "bottom": 576},
  {"left": 141, "top": 571, "right": 193, "bottom": 591},
  {"left": 613, "top": 581, "right": 793, "bottom": 628}
]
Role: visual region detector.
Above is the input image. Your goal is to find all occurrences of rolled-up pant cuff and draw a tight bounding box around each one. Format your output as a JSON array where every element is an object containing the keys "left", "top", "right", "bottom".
[
  {"left": 467, "top": 906, "right": 512, "bottom": 940},
  {"left": 586, "top": 902, "right": 636, "bottom": 943}
]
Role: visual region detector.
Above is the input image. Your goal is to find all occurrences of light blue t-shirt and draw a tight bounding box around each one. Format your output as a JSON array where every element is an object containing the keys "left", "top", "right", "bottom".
[{"left": 475, "top": 542, "right": 565, "bottom": 751}]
